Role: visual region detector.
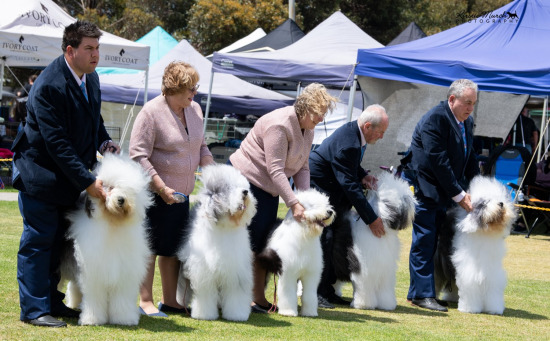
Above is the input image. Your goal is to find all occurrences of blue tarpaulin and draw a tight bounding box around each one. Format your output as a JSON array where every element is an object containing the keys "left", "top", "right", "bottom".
[{"left": 355, "top": 0, "right": 550, "bottom": 96}]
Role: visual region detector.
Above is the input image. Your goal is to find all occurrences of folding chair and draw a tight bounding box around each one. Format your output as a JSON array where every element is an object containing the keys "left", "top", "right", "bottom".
[{"left": 486, "top": 145, "right": 535, "bottom": 201}]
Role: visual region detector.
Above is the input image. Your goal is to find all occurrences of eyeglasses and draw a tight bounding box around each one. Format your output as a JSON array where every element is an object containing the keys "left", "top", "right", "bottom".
[{"left": 189, "top": 84, "right": 200, "bottom": 92}]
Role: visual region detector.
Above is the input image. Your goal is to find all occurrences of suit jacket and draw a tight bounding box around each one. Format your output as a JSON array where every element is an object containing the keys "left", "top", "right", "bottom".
[
  {"left": 309, "top": 121, "right": 377, "bottom": 224},
  {"left": 410, "top": 100, "right": 479, "bottom": 203},
  {"left": 12, "top": 55, "right": 110, "bottom": 205}
]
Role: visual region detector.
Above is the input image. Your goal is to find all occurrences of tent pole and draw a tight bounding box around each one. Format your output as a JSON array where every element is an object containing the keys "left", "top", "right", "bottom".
[
  {"left": 346, "top": 76, "right": 358, "bottom": 122},
  {"left": 0, "top": 58, "right": 4, "bottom": 101},
  {"left": 204, "top": 70, "right": 215, "bottom": 134},
  {"left": 540, "top": 96, "right": 549, "bottom": 162},
  {"left": 144, "top": 67, "right": 149, "bottom": 104}
]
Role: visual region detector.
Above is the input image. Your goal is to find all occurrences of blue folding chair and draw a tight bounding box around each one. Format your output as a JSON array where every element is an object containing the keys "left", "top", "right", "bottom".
[{"left": 487, "top": 145, "right": 535, "bottom": 201}]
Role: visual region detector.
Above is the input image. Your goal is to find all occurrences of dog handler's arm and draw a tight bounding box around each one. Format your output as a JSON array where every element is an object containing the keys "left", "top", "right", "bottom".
[
  {"left": 369, "top": 217, "right": 385, "bottom": 238},
  {"left": 458, "top": 193, "right": 473, "bottom": 212},
  {"left": 86, "top": 179, "right": 107, "bottom": 201}
]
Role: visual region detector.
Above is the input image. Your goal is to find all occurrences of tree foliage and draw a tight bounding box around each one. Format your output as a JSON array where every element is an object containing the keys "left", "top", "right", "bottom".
[{"left": 187, "top": 0, "right": 287, "bottom": 55}]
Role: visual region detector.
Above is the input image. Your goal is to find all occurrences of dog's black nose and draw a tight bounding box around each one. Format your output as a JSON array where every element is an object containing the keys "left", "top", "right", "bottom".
[
  {"left": 243, "top": 190, "right": 248, "bottom": 197},
  {"left": 118, "top": 197, "right": 125, "bottom": 206},
  {"left": 327, "top": 210, "right": 333, "bottom": 217},
  {"left": 498, "top": 202, "right": 503, "bottom": 208}
]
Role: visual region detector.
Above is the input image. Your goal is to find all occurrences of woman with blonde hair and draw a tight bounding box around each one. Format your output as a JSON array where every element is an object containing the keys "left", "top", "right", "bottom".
[
  {"left": 130, "top": 61, "right": 214, "bottom": 316},
  {"left": 229, "top": 83, "right": 338, "bottom": 313}
]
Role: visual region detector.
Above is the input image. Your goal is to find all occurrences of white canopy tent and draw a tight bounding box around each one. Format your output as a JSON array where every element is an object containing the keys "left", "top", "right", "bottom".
[
  {"left": 0, "top": 0, "right": 150, "bottom": 99},
  {"left": 206, "top": 28, "right": 266, "bottom": 59},
  {"left": 211, "top": 11, "right": 383, "bottom": 144}
]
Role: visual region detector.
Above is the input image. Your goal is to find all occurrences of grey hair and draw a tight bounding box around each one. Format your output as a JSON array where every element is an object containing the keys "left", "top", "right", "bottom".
[
  {"left": 447, "top": 79, "right": 478, "bottom": 99},
  {"left": 358, "top": 104, "right": 387, "bottom": 126}
]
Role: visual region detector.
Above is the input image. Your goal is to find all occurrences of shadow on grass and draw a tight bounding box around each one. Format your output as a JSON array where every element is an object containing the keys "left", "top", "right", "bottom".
[
  {"left": 62, "top": 315, "right": 196, "bottom": 333},
  {"left": 503, "top": 307, "right": 549, "bottom": 320}
]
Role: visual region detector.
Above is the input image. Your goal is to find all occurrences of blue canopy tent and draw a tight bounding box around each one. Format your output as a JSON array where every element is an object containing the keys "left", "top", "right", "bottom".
[{"left": 353, "top": 0, "right": 549, "bottom": 171}]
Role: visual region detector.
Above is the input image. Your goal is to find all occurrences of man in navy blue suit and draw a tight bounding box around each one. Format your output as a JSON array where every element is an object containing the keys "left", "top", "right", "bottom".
[
  {"left": 12, "top": 21, "right": 120, "bottom": 327},
  {"left": 309, "top": 104, "right": 389, "bottom": 308},
  {"left": 406, "top": 79, "right": 480, "bottom": 312}
]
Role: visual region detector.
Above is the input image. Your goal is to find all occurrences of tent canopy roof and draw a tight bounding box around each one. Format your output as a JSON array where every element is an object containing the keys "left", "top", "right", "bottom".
[
  {"left": 231, "top": 18, "right": 304, "bottom": 53},
  {"left": 100, "top": 39, "right": 293, "bottom": 115},
  {"left": 0, "top": 0, "right": 149, "bottom": 70},
  {"left": 355, "top": 0, "right": 550, "bottom": 96},
  {"left": 387, "top": 22, "right": 426, "bottom": 46},
  {"left": 213, "top": 11, "right": 383, "bottom": 87}
]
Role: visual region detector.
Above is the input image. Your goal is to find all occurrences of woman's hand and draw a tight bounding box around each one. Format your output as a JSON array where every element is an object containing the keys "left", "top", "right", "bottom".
[
  {"left": 291, "top": 202, "right": 306, "bottom": 222},
  {"left": 159, "top": 186, "right": 178, "bottom": 205}
]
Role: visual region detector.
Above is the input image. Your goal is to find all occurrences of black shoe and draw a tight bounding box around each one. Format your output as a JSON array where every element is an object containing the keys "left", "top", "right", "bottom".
[
  {"left": 158, "top": 302, "right": 190, "bottom": 314},
  {"left": 250, "top": 303, "right": 268, "bottom": 314},
  {"left": 252, "top": 302, "right": 277, "bottom": 312},
  {"left": 411, "top": 298, "right": 448, "bottom": 312},
  {"left": 327, "top": 294, "right": 350, "bottom": 305},
  {"left": 24, "top": 315, "right": 67, "bottom": 328},
  {"left": 436, "top": 299, "right": 449, "bottom": 307},
  {"left": 317, "top": 295, "right": 335, "bottom": 309},
  {"left": 51, "top": 305, "right": 80, "bottom": 318}
]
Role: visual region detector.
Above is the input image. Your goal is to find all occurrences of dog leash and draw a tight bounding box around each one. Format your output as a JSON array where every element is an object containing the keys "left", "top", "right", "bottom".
[{"left": 269, "top": 273, "right": 278, "bottom": 313}]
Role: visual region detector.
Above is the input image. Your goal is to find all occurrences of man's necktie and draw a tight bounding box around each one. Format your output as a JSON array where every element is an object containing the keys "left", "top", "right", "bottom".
[
  {"left": 360, "top": 144, "right": 367, "bottom": 162},
  {"left": 80, "top": 82, "right": 88, "bottom": 102},
  {"left": 459, "top": 122, "right": 467, "bottom": 157}
]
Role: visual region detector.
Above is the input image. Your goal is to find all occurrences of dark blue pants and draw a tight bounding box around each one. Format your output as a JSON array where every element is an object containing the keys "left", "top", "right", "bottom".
[
  {"left": 17, "top": 192, "right": 72, "bottom": 320},
  {"left": 407, "top": 195, "right": 447, "bottom": 300}
]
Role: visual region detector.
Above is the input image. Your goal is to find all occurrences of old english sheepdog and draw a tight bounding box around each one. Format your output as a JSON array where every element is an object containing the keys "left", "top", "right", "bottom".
[
  {"left": 434, "top": 176, "right": 516, "bottom": 315},
  {"left": 176, "top": 164, "right": 257, "bottom": 321},
  {"left": 332, "top": 172, "right": 417, "bottom": 310},
  {"left": 257, "top": 189, "right": 335, "bottom": 317},
  {"left": 59, "top": 154, "right": 153, "bottom": 325}
]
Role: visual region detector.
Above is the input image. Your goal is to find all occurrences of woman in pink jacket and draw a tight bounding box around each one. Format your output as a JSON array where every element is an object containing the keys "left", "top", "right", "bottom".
[
  {"left": 130, "top": 62, "right": 213, "bottom": 316},
  {"left": 229, "top": 83, "right": 338, "bottom": 313}
]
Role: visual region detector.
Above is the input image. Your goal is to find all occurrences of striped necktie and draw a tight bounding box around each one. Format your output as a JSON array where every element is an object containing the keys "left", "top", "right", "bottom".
[
  {"left": 459, "top": 122, "right": 467, "bottom": 156},
  {"left": 80, "top": 82, "right": 88, "bottom": 102}
]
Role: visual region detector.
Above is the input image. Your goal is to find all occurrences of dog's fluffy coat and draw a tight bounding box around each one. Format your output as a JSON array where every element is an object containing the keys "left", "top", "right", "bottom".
[
  {"left": 257, "top": 189, "right": 335, "bottom": 316},
  {"left": 60, "top": 154, "right": 153, "bottom": 325},
  {"left": 176, "top": 164, "right": 257, "bottom": 321},
  {"left": 435, "top": 176, "right": 516, "bottom": 315},
  {"left": 332, "top": 172, "right": 417, "bottom": 310}
]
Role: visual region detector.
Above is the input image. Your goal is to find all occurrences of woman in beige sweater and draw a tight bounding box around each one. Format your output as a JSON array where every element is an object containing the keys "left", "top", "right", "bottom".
[
  {"left": 229, "top": 83, "right": 338, "bottom": 313},
  {"left": 130, "top": 62, "right": 213, "bottom": 316}
]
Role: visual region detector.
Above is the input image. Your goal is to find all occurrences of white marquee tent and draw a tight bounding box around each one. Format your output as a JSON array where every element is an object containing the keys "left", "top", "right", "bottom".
[{"left": 0, "top": 0, "right": 150, "bottom": 99}]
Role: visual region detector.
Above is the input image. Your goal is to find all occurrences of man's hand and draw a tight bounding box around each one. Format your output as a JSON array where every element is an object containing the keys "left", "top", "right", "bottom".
[
  {"left": 361, "top": 174, "right": 378, "bottom": 190},
  {"left": 291, "top": 202, "right": 306, "bottom": 222},
  {"left": 458, "top": 193, "right": 473, "bottom": 212},
  {"left": 86, "top": 179, "right": 106, "bottom": 201},
  {"left": 368, "top": 217, "right": 385, "bottom": 238},
  {"left": 103, "top": 141, "right": 121, "bottom": 154}
]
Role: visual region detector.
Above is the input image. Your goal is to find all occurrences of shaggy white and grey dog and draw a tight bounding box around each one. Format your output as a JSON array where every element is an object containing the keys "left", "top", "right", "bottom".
[
  {"left": 434, "top": 176, "right": 516, "bottom": 315},
  {"left": 332, "top": 172, "right": 417, "bottom": 310},
  {"left": 257, "top": 189, "right": 335, "bottom": 317},
  {"left": 176, "top": 164, "right": 257, "bottom": 321},
  {"left": 59, "top": 154, "right": 153, "bottom": 325}
]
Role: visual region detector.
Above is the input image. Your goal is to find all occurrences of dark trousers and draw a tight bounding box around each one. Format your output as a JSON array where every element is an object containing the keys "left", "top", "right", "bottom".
[
  {"left": 17, "top": 192, "right": 72, "bottom": 320},
  {"left": 310, "top": 179, "right": 351, "bottom": 298},
  {"left": 407, "top": 194, "right": 447, "bottom": 300}
]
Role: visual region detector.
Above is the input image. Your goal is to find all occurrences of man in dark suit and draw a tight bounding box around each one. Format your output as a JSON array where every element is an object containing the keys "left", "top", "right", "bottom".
[
  {"left": 12, "top": 21, "right": 120, "bottom": 327},
  {"left": 406, "top": 79, "right": 480, "bottom": 312},
  {"left": 309, "top": 104, "right": 389, "bottom": 308}
]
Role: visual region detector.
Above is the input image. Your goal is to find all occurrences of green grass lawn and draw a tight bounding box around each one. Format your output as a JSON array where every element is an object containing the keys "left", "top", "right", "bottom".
[{"left": 1, "top": 200, "right": 549, "bottom": 340}]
